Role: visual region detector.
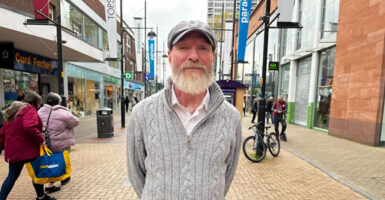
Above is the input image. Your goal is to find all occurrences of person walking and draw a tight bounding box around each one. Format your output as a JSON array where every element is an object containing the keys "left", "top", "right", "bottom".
[
  {"left": 272, "top": 96, "right": 287, "bottom": 141},
  {"left": 251, "top": 98, "right": 259, "bottom": 123},
  {"left": 0, "top": 92, "right": 56, "bottom": 200},
  {"left": 266, "top": 96, "right": 274, "bottom": 124},
  {"left": 124, "top": 96, "right": 130, "bottom": 112},
  {"left": 126, "top": 20, "right": 242, "bottom": 199},
  {"left": 38, "top": 92, "right": 79, "bottom": 193}
]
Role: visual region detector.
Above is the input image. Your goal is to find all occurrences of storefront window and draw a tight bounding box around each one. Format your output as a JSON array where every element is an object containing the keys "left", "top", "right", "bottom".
[
  {"left": 321, "top": 0, "right": 340, "bottom": 39},
  {"left": 67, "top": 64, "right": 85, "bottom": 117},
  {"left": 69, "top": 5, "right": 83, "bottom": 38},
  {"left": 278, "top": 64, "right": 290, "bottom": 101},
  {"left": 103, "top": 76, "right": 118, "bottom": 110},
  {"left": 296, "top": 0, "right": 317, "bottom": 50},
  {"left": 3, "top": 70, "right": 38, "bottom": 107},
  {"left": 85, "top": 70, "right": 100, "bottom": 116},
  {"left": 84, "top": 16, "right": 98, "bottom": 47},
  {"left": 314, "top": 48, "right": 335, "bottom": 129}
]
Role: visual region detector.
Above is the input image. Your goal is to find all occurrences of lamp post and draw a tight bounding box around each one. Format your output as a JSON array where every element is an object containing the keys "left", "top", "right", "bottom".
[
  {"left": 162, "top": 54, "right": 168, "bottom": 89},
  {"left": 120, "top": 0, "right": 125, "bottom": 127},
  {"left": 142, "top": 0, "right": 157, "bottom": 97},
  {"left": 257, "top": 0, "right": 271, "bottom": 137}
]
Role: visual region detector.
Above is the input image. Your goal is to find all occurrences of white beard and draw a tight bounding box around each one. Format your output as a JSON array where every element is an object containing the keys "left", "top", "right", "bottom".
[{"left": 171, "top": 61, "right": 214, "bottom": 94}]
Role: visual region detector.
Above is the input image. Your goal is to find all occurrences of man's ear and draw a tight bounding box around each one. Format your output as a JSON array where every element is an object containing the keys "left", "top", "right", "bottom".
[
  {"left": 168, "top": 50, "right": 172, "bottom": 63},
  {"left": 212, "top": 52, "right": 216, "bottom": 62}
]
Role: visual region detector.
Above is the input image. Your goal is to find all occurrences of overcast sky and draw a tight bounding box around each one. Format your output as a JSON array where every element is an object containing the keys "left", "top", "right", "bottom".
[{"left": 120, "top": 0, "right": 207, "bottom": 51}]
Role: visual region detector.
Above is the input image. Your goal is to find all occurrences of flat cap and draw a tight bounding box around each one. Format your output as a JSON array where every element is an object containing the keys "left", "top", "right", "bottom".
[{"left": 167, "top": 20, "right": 216, "bottom": 51}]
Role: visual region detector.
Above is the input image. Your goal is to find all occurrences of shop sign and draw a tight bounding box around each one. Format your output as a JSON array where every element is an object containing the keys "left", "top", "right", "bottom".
[
  {"left": 124, "top": 80, "right": 144, "bottom": 91},
  {"left": 14, "top": 49, "right": 58, "bottom": 75},
  {"left": 104, "top": 0, "right": 117, "bottom": 58},
  {"left": 269, "top": 62, "right": 279, "bottom": 71},
  {"left": 124, "top": 72, "right": 132, "bottom": 80},
  {"left": 104, "top": 76, "right": 117, "bottom": 83},
  {"left": 0, "top": 42, "right": 14, "bottom": 69}
]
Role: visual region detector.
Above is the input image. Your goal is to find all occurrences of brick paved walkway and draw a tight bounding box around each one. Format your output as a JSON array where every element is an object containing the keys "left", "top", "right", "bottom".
[{"left": 0, "top": 111, "right": 368, "bottom": 199}]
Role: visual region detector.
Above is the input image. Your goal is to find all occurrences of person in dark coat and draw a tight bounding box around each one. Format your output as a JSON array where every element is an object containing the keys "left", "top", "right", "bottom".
[
  {"left": 266, "top": 96, "right": 274, "bottom": 124},
  {"left": 16, "top": 89, "right": 25, "bottom": 101},
  {"left": 0, "top": 92, "right": 57, "bottom": 200},
  {"left": 251, "top": 98, "right": 259, "bottom": 123},
  {"left": 125, "top": 96, "right": 130, "bottom": 112}
]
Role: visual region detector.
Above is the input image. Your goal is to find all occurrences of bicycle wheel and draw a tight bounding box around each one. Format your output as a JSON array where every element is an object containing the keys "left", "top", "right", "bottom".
[
  {"left": 267, "top": 132, "right": 280, "bottom": 157},
  {"left": 242, "top": 135, "right": 266, "bottom": 163}
]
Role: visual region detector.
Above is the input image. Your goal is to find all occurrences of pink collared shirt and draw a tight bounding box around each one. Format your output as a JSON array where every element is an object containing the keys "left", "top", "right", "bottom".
[{"left": 171, "top": 85, "right": 210, "bottom": 136}]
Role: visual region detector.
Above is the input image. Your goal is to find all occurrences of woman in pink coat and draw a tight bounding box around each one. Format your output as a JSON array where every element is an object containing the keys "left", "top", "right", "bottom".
[
  {"left": 0, "top": 92, "right": 57, "bottom": 200},
  {"left": 38, "top": 92, "right": 79, "bottom": 193}
]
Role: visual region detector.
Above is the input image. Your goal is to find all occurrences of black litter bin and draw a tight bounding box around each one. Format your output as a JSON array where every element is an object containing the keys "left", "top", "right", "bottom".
[{"left": 96, "top": 107, "right": 114, "bottom": 138}]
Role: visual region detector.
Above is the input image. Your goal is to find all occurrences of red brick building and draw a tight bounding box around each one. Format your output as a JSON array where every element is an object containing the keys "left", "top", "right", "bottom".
[{"left": 233, "top": 0, "right": 385, "bottom": 146}]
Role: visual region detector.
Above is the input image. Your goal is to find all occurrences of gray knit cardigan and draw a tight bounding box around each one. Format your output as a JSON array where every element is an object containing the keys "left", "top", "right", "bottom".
[{"left": 126, "top": 80, "right": 242, "bottom": 200}]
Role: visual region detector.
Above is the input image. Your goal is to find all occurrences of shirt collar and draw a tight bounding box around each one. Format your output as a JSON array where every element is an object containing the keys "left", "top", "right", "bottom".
[{"left": 171, "top": 84, "right": 210, "bottom": 112}]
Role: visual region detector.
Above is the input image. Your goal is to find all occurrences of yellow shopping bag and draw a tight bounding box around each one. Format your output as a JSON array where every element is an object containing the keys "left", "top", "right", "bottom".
[{"left": 25, "top": 145, "right": 71, "bottom": 184}]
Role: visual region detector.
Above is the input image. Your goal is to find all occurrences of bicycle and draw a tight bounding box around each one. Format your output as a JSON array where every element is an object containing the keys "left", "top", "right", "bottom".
[{"left": 242, "top": 121, "right": 280, "bottom": 162}]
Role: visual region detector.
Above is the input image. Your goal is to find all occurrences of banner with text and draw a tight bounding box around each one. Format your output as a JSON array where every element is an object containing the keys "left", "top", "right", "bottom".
[
  {"left": 223, "top": 21, "right": 233, "bottom": 77},
  {"left": 148, "top": 38, "right": 155, "bottom": 79},
  {"left": 237, "top": 0, "right": 252, "bottom": 62},
  {"left": 104, "top": 0, "right": 117, "bottom": 58},
  {"left": 134, "top": 18, "right": 143, "bottom": 71}
]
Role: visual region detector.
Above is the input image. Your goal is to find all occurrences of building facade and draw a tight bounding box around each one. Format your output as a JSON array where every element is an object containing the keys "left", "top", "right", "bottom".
[
  {"left": 233, "top": 0, "right": 385, "bottom": 146},
  {"left": 0, "top": 0, "right": 142, "bottom": 117}
]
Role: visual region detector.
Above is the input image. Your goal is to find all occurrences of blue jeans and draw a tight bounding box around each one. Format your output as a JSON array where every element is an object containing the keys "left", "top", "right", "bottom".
[
  {"left": 0, "top": 160, "right": 45, "bottom": 200},
  {"left": 274, "top": 116, "right": 287, "bottom": 136},
  {"left": 266, "top": 112, "right": 273, "bottom": 124}
]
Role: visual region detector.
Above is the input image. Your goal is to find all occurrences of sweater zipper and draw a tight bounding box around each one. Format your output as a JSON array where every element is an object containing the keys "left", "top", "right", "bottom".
[
  {"left": 170, "top": 102, "right": 222, "bottom": 149},
  {"left": 186, "top": 102, "right": 223, "bottom": 148}
]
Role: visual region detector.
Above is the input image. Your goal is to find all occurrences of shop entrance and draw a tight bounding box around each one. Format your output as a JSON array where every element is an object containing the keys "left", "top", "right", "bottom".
[
  {"left": 104, "top": 84, "right": 115, "bottom": 109},
  {"left": 294, "top": 57, "right": 311, "bottom": 126}
]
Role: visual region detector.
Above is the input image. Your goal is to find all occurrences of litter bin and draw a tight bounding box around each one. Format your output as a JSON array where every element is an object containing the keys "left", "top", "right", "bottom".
[{"left": 96, "top": 107, "right": 114, "bottom": 138}]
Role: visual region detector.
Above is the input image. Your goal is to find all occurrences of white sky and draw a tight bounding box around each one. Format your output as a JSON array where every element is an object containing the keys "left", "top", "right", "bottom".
[
  {"left": 118, "top": 0, "right": 207, "bottom": 81},
  {"left": 120, "top": 0, "right": 207, "bottom": 51}
]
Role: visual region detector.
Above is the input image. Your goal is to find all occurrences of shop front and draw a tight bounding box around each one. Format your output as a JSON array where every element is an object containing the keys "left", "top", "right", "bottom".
[
  {"left": 294, "top": 57, "right": 312, "bottom": 126},
  {"left": 124, "top": 80, "right": 144, "bottom": 101},
  {"left": 67, "top": 63, "right": 102, "bottom": 117},
  {"left": 313, "top": 48, "right": 335, "bottom": 130},
  {"left": 103, "top": 76, "right": 119, "bottom": 111},
  {"left": 0, "top": 48, "right": 58, "bottom": 108}
]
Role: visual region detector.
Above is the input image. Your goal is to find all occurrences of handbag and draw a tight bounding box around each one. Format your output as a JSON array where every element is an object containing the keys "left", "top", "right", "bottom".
[
  {"left": 25, "top": 145, "right": 71, "bottom": 184},
  {"left": 42, "top": 108, "right": 53, "bottom": 147}
]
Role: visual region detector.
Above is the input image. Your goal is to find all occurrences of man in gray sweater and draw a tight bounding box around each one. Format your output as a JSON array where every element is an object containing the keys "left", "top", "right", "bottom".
[{"left": 126, "top": 20, "right": 242, "bottom": 200}]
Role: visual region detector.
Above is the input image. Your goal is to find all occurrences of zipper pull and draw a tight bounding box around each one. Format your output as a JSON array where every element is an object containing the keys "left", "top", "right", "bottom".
[{"left": 187, "top": 135, "right": 192, "bottom": 149}]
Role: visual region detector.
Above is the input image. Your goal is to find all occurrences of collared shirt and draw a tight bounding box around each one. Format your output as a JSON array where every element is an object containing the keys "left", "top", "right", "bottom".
[{"left": 171, "top": 85, "right": 210, "bottom": 136}]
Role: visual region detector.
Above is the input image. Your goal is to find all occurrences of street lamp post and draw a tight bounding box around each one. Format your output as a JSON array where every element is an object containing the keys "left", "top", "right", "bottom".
[
  {"left": 120, "top": 0, "right": 125, "bottom": 127},
  {"left": 257, "top": 0, "right": 271, "bottom": 136}
]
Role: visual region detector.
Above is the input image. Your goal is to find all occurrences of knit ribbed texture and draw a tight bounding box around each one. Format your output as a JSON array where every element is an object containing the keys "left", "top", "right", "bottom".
[{"left": 126, "top": 80, "right": 242, "bottom": 200}]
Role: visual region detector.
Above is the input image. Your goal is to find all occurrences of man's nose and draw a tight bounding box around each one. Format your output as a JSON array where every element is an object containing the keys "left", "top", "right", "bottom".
[{"left": 188, "top": 48, "right": 199, "bottom": 63}]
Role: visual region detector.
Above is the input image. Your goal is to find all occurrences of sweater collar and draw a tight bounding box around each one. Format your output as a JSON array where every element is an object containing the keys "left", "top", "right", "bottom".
[{"left": 163, "top": 78, "right": 225, "bottom": 114}]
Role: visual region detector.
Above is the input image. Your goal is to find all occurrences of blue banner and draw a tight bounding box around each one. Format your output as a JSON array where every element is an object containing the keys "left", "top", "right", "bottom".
[
  {"left": 237, "top": 0, "right": 252, "bottom": 62},
  {"left": 124, "top": 80, "right": 144, "bottom": 91},
  {"left": 13, "top": 49, "right": 58, "bottom": 75},
  {"left": 148, "top": 39, "right": 155, "bottom": 79}
]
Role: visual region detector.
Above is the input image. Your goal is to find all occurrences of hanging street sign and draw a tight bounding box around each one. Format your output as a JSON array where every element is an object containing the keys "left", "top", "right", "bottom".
[
  {"left": 124, "top": 72, "right": 133, "bottom": 80},
  {"left": 269, "top": 62, "right": 279, "bottom": 71}
]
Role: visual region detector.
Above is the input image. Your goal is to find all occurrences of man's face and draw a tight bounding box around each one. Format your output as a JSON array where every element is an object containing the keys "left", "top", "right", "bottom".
[
  {"left": 278, "top": 97, "right": 283, "bottom": 103},
  {"left": 168, "top": 31, "right": 216, "bottom": 94}
]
